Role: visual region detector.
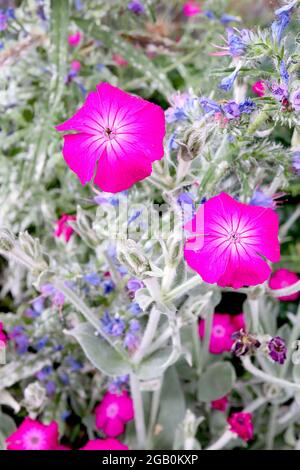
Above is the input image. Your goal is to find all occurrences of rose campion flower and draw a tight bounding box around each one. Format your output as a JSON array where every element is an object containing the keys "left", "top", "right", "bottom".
[
  {"left": 269, "top": 268, "right": 300, "bottom": 301},
  {"left": 112, "top": 53, "right": 129, "bottom": 67},
  {"left": 95, "top": 391, "right": 134, "bottom": 437},
  {"left": 0, "top": 322, "right": 7, "bottom": 345},
  {"left": 80, "top": 438, "right": 128, "bottom": 450},
  {"left": 71, "top": 60, "right": 81, "bottom": 72},
  {"left": 6, "top": 418, "right": 59, "bottom": 450},
  {"left": 68, "top": 31, "right": 81, "bottom": 46},
  {"left": 184, "top": 193, "right": 280, "bottom": 288},
  {"left": 199, "top": 313, "right": 244, "bottom": 354},
  {"left": 54, "top": 214, "right": 76, "bottom": 242},
  {"left": 228, "top": 412, "right": 254, "bottom": 442},
  {"left": 211, "top": 396, "right": 229, "bottom": 412},
  {"left": 252, "top": 80, "right": 265, "bottom": 97},
  {"left": 183, "top": 2, "right": 202, "bottom": 17},
  {"left": 56, "top": 83, "right": 165, "bottom": 193}
]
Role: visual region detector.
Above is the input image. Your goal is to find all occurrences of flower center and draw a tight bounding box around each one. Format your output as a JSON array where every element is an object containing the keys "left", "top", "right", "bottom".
[
  {"left": 228, "top": 231, "right": 240, "bottom": 244},
  {"left": 106, "top": 403, "right": 119, "bottom": 418},
  {"left": 213, "top": 325, "right": 226, "bottom": 338},
  {"left": 104, "top": 127, "right": 116, "bottom": 140}
]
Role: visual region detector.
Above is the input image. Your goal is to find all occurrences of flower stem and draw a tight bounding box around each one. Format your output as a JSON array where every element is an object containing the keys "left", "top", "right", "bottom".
[
  {"left": 147, "top": 384, "right": 162, "bottom": 447},
  {"left": 165, "top": 275, "right": 201, "bottom": 301},
  {"left": 241, "top": 356, "right": 300, "bottom": 391},
  {"left": 130, "top": 373, "right": 147, "bottom": 450},
  {"left": 132, "top": 306, "right": 161, "bottom": 364}
]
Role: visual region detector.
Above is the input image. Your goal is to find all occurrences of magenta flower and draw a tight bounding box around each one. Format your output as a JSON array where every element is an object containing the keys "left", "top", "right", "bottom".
[
  {"left": 71, "top": 60, "right": 81, "bottom": 72},
  {"left": 68, "top": 31, "right": 81, "bottom": 47},
  {"left": 54, "top": 213, "right": 76, "bottom": 243},
  {"left": 183, "top": 1, "right": 202, "bottom": 17},
  {"left": 0, "top": 322, "right": 7, "bottom": 345},
  {"left": 211, "top": 396, "right": 229, "bottom": 412},
  {"left": 252, "top": 80, "right": 265, "bottom": 97},
  {"left": 80, "top": 438, "right": 128, "bottom": 450},
  {"left": 112, "top": 53, "right": 129, "bottom": 67},
  {"left": 184, "top": 193, "right": 280, "bottom": 288},
  {"left": 199, "top": 313, "right": 241, "bottom": 354},
  {"left": 95, "top": 391, "right": 134, "bottom": 437},
  {"left": 56, "top": 83, "right": 165, "bottom": 193},
  {"left": 6, "top": 418, "right": 59, "bottom": 450},
  {"left": 269, "top": 268, "right": 300, "bottom": 301},
  {"left": 228, "top": 412, "right": 253, "bottom": 442}
]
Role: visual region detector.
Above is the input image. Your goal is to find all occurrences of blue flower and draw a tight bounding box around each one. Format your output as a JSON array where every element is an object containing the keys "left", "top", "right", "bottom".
[
  {"left": 227, "top": 30, "right": 246, "bottom": 57},
  {"left": 129, "top": 319, "right": 141, "bottom": 332},
  {"left": 238, "top": 98, "right": 256, "bottom": 114},
  {"left": 199, "top": 97, "right": 221, "bottom": 114},
  {"left": 74, "top": 0, "right": 84, "bottom": 11},
  {"left": 223, "top": 100, "right": 241, "bottom": 119},
  {"left": 35, "top": 336, "right": 49, "bottom": 351},
  {"left": 280, "top": 60, "right": 289, "bottom": 85},
  {"left": 61, "top": 410, "right": 71, "bottom": 420},
  {"left": 275, "top": 0, "right": 298, "bottom": 16},
  {"left": 250, "top": 190, "right": 274, "bottom": 208},
  {"left": 84, "top": 273, "right": 101, "bottom": 286},
  {"left": 129, "top": 302, "right": 142, "bottom": 315},
  {"left": 127, "top": 279, "right": 143, "bottom": 292},
  {"left": 108, "top": 375, "right": 129, "bottom": 393},
  {"left": 220, "top": 14, "right": 241, "bottom": 24},
  {"left": 37, "top": 365, "right": 53, "bottom": 382},
  {"left": 101, "top": 311, "right": 125, "bottom": 336},
  {"left": 204, "top": 10, "right": 215, "bottom": 19},
  {"left": 270, "top": 82, "right": 288, "bottom": 101},
  {"left": 10, "top": 326, "right": 29, "bottom": 355},
  {"left": 66, "top": 355, "right": 83, "bottom": 372},
  {"left": 128, "top": 0, "right": 145, "bottom": 15},
  {"left": 219, "top": 69, "right": 239, "bottom": 92},
  {"left": 124, "top": 332, "right": 140, "bottom": 350},
  {"left": 102, "top": 279, "right": 115, "bottom": 295},
  {"left": 271, "top": 11, "right": 291, "bottom": 43},
  {"left": 45, "top": 381, "right": 56, "bottom": 396}
]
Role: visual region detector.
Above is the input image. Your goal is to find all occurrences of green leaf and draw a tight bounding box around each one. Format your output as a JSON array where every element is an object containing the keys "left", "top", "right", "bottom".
[
  {"left": 0, "top": 356, "right": 51, "bottom": 390},
  {"left": 65, "top": 322, "right": 131, "bottom": 377},
  {"left": 137, "top": 346, "right": 177, "bottom": 380},
  {"left": 197, "top": 362, "right": 236, "bottom": 402},
  {"left": 74, "top": 19, "right": 174, "bottom": 99},
  {"left": 153, "top": 367, "right": 186, "bottom": 449},
  {"left": 50, "top": 0, "right": 69, "bottom": 109}
]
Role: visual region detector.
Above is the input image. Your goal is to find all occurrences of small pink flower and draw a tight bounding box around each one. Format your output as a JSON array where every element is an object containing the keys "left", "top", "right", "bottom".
[
  {"left": 68, "top": 31, "right": 81, "bottom": 47},
  {"left": 56, "top": 83, "right": 165, "bottom": 193},
  {"left": 252, "top": 80, "right": 265, "bottom": 97},
  {"left": 6, "top": 418, "right": 59, "bottom": 450},
  {"left": 227, "top": 412, "right": 254, "bottom": 442},
  {"left": 95, "top": 391, "right": 134, "bottom": 437},
  {"left": 54, "top": 213, "right": 76, "bottom": 243},
  {"left": 269, "top": 268, "right": 300, "bottom": 301},
  {"left": 199, "top": 313, "right": 235, "bottom": 354},
  {"left": 80, "top": 438, "right": 128, "bottom": 450},
  {"left": 71, "top": 60, "right": 81, "bottom": 72},
  {"left": 183, "top": 1, "right": 202, "bottom": 17},
  {"left": 211, "top": 396, "right": 229, "bottom": 412},
  {"left": 184, "top": 193, "right": 280, "bottom": 288},
  {"left": 0, "top": 322, "right": 7, "bottom": 345},
  {"left": 112, "top": 53, "right": 128, "bottom": 67}
]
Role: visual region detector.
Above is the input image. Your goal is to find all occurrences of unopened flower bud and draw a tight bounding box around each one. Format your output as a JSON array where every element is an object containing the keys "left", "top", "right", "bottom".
[{"left": 117, "top": 239, "right": 150, "bottom": 278}]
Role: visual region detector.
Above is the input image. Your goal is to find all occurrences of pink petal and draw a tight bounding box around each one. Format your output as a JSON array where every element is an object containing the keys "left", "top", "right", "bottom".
[
  {"left": 103, "top": 417, "right": 125, "bottom": 437},
  {"left": 60, "top": 133, "right": 105, "bottom": 185},
  {"left": 94, "top": 144, "right": 153, "bottom": 192}
]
